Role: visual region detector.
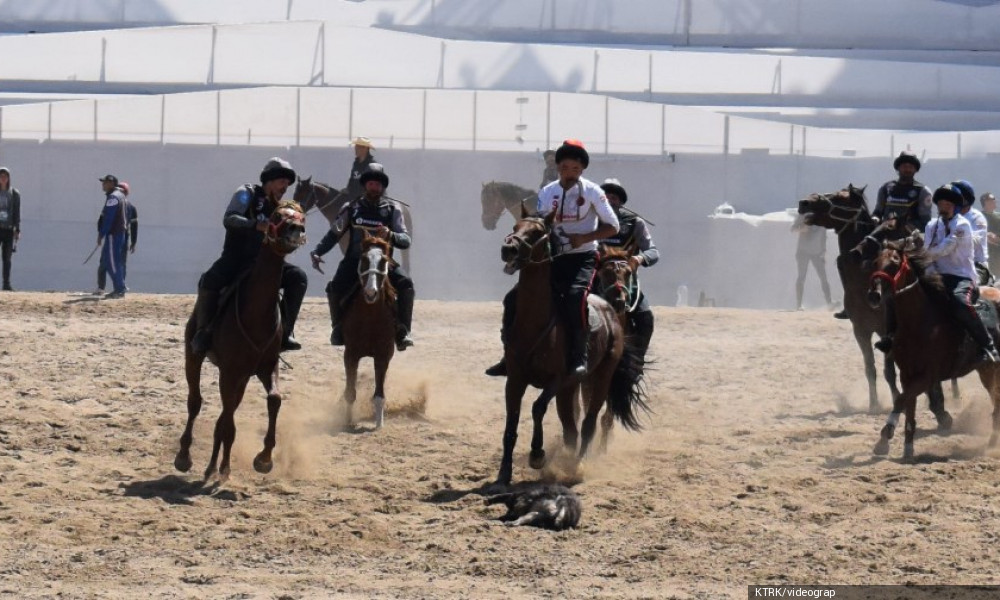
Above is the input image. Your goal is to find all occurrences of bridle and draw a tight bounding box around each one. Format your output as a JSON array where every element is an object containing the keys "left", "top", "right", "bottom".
[
  {"left": 598, "top": 256, "right": 641, "bottom": 313},
  {"left": 503, "top": 217, "right": 552, "bottom": 266},
  {"left": 869, "top": 248, "right": 917, "bottom": 296},
  {"left": 810, "top": 190, "right": 868, "bottom": 235}
]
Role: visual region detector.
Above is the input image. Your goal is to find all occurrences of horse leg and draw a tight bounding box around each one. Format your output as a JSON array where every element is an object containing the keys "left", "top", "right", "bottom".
[
  {"left": 579, "top": 360, "right": 617, "bottom": 460},
  {"left": 206, "top": 372, "right": 249, "bottom": 482},
  {"left": 372, "top": 354, "right": 389, "bottom": 430},
  {"left": 874, "top": 386, "right": 909, "bottom": 456},
  {"left": 951, "top": 377, "right": 961, "bottom": 401},
  {"left": 175, "top": 348, "right": 204, "bottom": 473},
  {"left": 883, "top": 353, "right": 901, "bottom": 404},
  {"left": 927, "top": 381, "right": 953, "bottom": 432},
  {"left": 496, "top": 377, "right": 529, "bottom": 488},
  {"left": 977, "top": 367, "right": 1000, "bottom": 448},
  {"left": 529, "top": 387, "right": 556, "bottom": 470},
  {"left": 555, "top": 384, "right": 580, "bottom": 453},
  {"left": 902, "top": 393, "right": 918, "bottom": 461},
  {"left": 342, "top": 350, "right": 359, "bottom": 430},
  {"left": 253, "top": 361, "right": 281, "bottom": 474},
  {"left": 856, "top": 329, "right": 879, "bottom": 413}
]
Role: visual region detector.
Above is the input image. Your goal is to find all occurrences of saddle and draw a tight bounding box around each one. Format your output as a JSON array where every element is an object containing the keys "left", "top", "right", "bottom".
[{"left": 214, "top": 267, "right": 284, "bottom": 327}]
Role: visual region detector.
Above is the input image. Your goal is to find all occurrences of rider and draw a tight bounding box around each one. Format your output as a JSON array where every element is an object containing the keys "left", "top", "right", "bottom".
[
  {"left": 922, "top": 184, "right": 1000, "bottom": 363},
  {"left": 598, "top": 177, "right": 658, "bottom": 364},
  {"left": 540, "top": 149, "right": 557, "bottom": 188},
  {"left": 485, "top": 139, "right": 619, "bottom": 379},
  {"left": 310, "top": 163, "right": 415, "bottom": 351},
  {"left": 345, "top": 136, "right": 377, "bottom": 201},
  {"left": 952, "top": 180, "right": 992, "bottom": 285},
  {"left": 190, "top": 157, "right": 308, "bottom": 355}
]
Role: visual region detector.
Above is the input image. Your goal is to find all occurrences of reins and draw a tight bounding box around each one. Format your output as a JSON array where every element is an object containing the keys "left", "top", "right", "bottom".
[{"left": 870, "top": 252, "right": 914, "bottom": 295}]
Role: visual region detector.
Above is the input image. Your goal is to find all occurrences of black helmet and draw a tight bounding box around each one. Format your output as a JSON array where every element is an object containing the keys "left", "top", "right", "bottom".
[
  {"left": 554, "top": 139, "right": 589, "bottom": 169},
  {"left": 892, "top": 151, "right": 921, "bottom": 172},
  {"left": 359, "top": 163, "right": 389, "bottom": 188},
  {"left": 932, "top": 184, "right": 963, "bottom": 206},
  {"left": 260, "top": 157, "right": 296, "bottom": 184},
  {"left": 600, "top": 178, "right": 628, "bottom": 204},
  {"left": 951, "top": 180, "right": 975, "bottom": 207}
]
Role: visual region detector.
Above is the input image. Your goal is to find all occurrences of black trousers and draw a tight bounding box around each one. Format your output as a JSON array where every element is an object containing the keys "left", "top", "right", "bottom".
[
  {"left": 0, "top": 228, "right": 14, "bottom": 286},
  {"left": 942, "top": 274, "right": 993, "bottom": 349},
  {"left": 199, "top": 253, "right": 308, "bottom": 334}
]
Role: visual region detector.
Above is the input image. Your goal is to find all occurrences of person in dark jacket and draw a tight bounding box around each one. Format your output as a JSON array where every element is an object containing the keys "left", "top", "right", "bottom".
[
  {"left": 190, "top": 157, "right": 308, "bottom": 354},
  {"left": 0, "top": 167, "right": 21, "bottom": 291},
  {"left": 344, "top": 136, "right": 377, "bottom": 201},
  {"left": 97, "top": 174, "right": 128, "bottom": 299},
  {"left": 310, "top": 163, "right": 415, "bottom": 351}
]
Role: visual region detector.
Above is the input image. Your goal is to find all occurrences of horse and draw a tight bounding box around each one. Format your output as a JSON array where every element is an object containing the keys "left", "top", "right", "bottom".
[
  {"left": 340, "top": 232, "right": 398, "bottom": 430},
  {"left": 867, "top": 239, "right": 1000, "bottom": 459},
  {"left": 175, "top": 200, "right": 307, "bottom": 481},
  {"left": 295, "top": 176, "right": 413, "bottom": 273},
  {"left": 481, "top": 181, "right": 537, "bottom": 230},
  {"left": 492, "top": 209, "right": 649, "bottom": 488},
  {"left": 592, "top": 244, "right": 642, "bottom": 449},
  {"left": 798, "top": 186, "right": 952, "bottom": 428}
]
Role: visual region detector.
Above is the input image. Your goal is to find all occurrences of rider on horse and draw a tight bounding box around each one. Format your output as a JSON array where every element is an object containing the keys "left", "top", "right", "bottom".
[
  {"left": 310, "top": 163, "right": 415, "bottom": 351},
  {"left": 598, "top": 177, "right": 658, "bottom": 364},
  {"left": 921, "top": 184, "right": 999, "bottom": 363},
  {"left": 953, "top": 180, "right": 993, "bottom": 285},
  {"left": 345, "top": 136, "right": 377, "bottom": 201},
  {"left": 190, "top": 157, "right": 308, "bottom": 355},
  {"left": 485, "top": 139, "right": 619, "bottom": 379}
]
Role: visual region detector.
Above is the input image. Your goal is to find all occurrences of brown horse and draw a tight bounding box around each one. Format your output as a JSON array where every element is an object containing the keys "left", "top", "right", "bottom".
[
  {"left": 341, "top": 232, "right": 398, "bottom": 430},
  {"left": 295, "top": 176, "right": 413, "bottom": 272},
  {"left": 481, "top": 181, "right": 537, "bottom": 230},
  {"left": 175, "top": 201, "right": 307, "bottom": 481},
  {"left": 868, "top": 240, "right": 1000, "bottom": 459},
  {"left": 493, "top": 211, "right": 649, "bottom": 488},
  {"left": 798, "top": 186, "right": 952, "bottom": 428}
]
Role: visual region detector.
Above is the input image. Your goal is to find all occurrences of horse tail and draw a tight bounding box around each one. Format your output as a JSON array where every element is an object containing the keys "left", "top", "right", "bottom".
[{"left": 607, "top": 340, "right": 650, "bottom": 431}]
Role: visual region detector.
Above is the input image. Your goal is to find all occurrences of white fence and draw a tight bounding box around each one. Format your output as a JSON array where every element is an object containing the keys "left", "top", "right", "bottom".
[{"left": 0, "top": 86, "right": 991, "bottom": 160}]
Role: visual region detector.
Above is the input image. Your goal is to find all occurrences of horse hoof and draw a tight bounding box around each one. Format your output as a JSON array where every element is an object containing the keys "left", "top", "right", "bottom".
[
  {"left": 936, "top": 412, "right": 954, "bottom": 432},
  {"left": 873, "top": 438, "right": 890, "bottom": 456},
  {"left": 902, "top": 445, "right": 915, "bottom": 462},
  {"left": 253, "top": 455, "right": 273, "bottom": 474},
  {"left": 174, "top": 453, "right": 192, "bottom": 473},
  {"left": 880, "top": 424, "right": 895, "bottom": 441},
  {"left": 528, "top": 450, "right": 546, "bottom": 470}
]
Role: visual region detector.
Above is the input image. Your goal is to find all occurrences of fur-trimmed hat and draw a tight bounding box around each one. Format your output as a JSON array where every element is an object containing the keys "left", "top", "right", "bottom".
[
  {"left": 554, "top": 139, "right": 589, "bottom": 169},
  {"left": 932, "top": 184, "right": 963, "bottom": 206},
  {"left": 893, "top": 151, "right": 921, "bottom": 172},
  {"left": 600, "top": 178, "right": 628, "bottom": 204},
  {"left": 260, "top": 157, "right": 296, "bottom": 184},
  {"left": 359, "top": 163, "right": 389, "bottom": 188}
]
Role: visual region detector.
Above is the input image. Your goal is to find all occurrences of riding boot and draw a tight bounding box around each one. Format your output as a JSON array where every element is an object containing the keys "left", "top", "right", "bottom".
[
  {"left": 395, "top": 287, "right": 415, "bottom": 351},
  {"left": 279, "top": 297, "right": 302, "bottom": 352},
  {"left": 568, "top": 324, "right": 589, "bottom": 380},
  {"left": 485, "top": 287, "right": 517, "bottom": 376},
  {"left": 326, "top": 286, "right": 344, "bottom": 346},
  {"left": 630, "top": 309, "right": 654, "bottom": 366},
  {"left": 190, "top": 289, "right": 219, "bottom": 355}
]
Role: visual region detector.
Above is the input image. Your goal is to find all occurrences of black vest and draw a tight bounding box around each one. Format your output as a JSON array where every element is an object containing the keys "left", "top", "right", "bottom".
[
  {"left": 882, "top": 180, "right": 924, "bottom": 224},
  {"left": 345, "top": 197, "right": 398, "bottom": 257},
  {"left": 602, "top": 211, "right": 637, "bottom": 248},
  {"left": 222, "top": 185, "right": 273, "bottom": 260}
]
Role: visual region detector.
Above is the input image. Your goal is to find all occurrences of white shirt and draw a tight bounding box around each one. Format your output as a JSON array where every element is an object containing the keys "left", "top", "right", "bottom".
[
  {"left": 536, "top": 176, "right": 619, "bottom": 255},
  {"left": 963, "top": 206, "right": 989, "bottom": 263},
  {"left": 924, "top": 212, "right": 976, "bottom": 280}
]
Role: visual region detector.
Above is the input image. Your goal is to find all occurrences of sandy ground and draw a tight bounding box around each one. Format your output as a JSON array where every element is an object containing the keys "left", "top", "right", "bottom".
[{"left": 3, "top": 292, "right": 1000, "bottom": 599}]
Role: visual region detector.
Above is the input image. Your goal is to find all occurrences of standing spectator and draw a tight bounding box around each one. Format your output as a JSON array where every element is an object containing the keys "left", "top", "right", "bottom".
[
  {"left": 981, "top": 192, "right": 1000, "bottom": 275},
  {"left": 97, "top": 181, "right": 137, "bottom": 293},
  {"left": 97, "top": 174, "right": 128, "bottom": 299},
  {"left": 791, "top": 212, "right": 833, "bottom": 310},
  {"left": 0, "top": 167, "right": 21, "bottom": 291},
  {"left": 344, "top": 136, "right": 377, "bottom": 201},
  {"left": 540, "top": 149, "right": 557, "bottom": 188}
]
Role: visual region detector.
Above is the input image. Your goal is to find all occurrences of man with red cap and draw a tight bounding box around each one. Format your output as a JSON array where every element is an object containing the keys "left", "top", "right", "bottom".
[{"left": 485, "top": 139, "right": 619, "bottom": 379}]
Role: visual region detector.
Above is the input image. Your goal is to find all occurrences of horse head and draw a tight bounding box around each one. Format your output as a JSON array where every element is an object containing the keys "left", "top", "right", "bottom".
[
  {"left": 867, "top": 237, "right": 936, "bottom": 308},
  {"left": 596, "top": 244, "right": 637, "bottom": 315},
  {"left": 481, "top": 181, "right": 506, "bottom": 230},
  {"left": 265, "top": 201, "right": 307, "bottom": 256},
  {"left": 501, "top": 211, "right": 554, "bottom": 275},
  {"left": 797, "top": 184, "right": 870, "bottom": 233},
  {"left": 359, "top": 231, "right": 395, "bottom": 304},
  {"left": 293, "top": 176, "right": 316, "bottom": 211}
]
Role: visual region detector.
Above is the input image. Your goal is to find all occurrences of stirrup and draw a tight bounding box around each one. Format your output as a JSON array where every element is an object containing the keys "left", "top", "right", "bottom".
[
  {"left": 980, "top": 346, "right": 1000, "bottom": 364},
  {"left": 396, "top": 332, "right": 414, "bottom": 352},
  {"left": 281, "top": 334, "right": 301, "bottom": 351}
]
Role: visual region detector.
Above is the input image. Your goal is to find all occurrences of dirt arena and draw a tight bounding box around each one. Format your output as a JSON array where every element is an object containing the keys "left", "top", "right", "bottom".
[{"left": 3, "top": 292, "right": 1000, "bottom": 599}]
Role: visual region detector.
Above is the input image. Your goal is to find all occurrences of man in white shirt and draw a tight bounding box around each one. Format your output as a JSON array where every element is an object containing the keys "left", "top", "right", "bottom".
[
  {"left": 923, "top": 184, "right": 999, "bottom": 363},
  {"left": 952, "top": 180, "right": 992, "bottom": 284},
  {"left": 485, "top": 139, "right": 619, "bottom": 378}
]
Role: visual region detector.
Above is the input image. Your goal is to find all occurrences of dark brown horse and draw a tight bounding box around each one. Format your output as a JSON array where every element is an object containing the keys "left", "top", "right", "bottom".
[
  {"left": 798, "top": 186, "right": 952, "bottom": 428},
  {"left": 867, "top": 240, "right": 1000, "bottom": 459},
  {"left": 340, "top": 232, "right": 398, "bottom": 430},
  {"left": 493, "top": 211, "right": 649, "bottom": 488},
  {"left": 175, "top": 201, "right": 307, "bottom": 481},
  {"left": 481, "top": 181, "right": 537, "bottom": 230},
  {"left": 295, "top": 176, "right": 413, "bottom": 272}
]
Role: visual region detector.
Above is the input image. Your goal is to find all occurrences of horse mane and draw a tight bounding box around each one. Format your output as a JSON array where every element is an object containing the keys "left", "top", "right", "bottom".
[
  {"left": 599, "top": 245, "right": 630, "bottom": 262},
  {"left": 363, "top": 234, "right": 392, "bottom": 256},
  {"left": 900, "top": 245, "right": 945, "bottom": 293}
]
